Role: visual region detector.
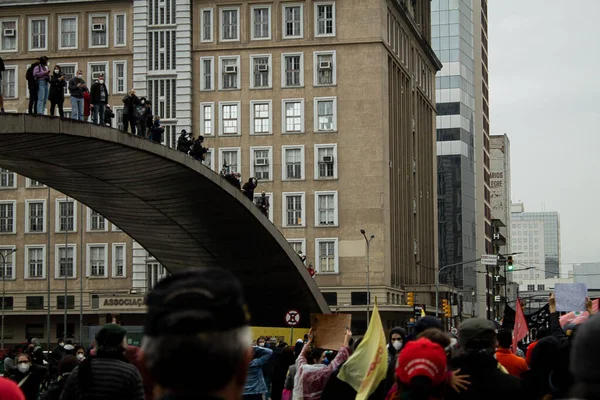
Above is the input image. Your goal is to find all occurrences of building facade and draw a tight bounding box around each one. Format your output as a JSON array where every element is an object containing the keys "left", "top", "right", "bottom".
[
  {"left": 1, "top": 0, "right": 441, "bottom": 335},
  {"left": 511, "top": 203, "right": 561, "bottom": 280}
]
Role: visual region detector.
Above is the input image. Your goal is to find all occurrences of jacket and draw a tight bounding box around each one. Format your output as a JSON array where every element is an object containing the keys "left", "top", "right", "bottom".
[
  {"left": 293, "top": 344, "right": 350, "bottom": 400},
  {"left": 122, "top": 94, "right": 140, "bottom": 115},
  {"left": 445, "top": 352, "right": 525, "bottom": 400},
  {"left": 9, "top": 364, "right": 47, "bottom": 400},
  {"left": 104, "top": 108, "right": 115, "bottom": 125},
  {"left": 68, "top": 77, "right": 87, "bottom": 99},
  {"left": 83, "top": 92, "right": 91, "bottom": 117},
  {"left": 90, "top": 82, "right": 109, "bottom": 104},
  {"left": 49, "top": 72, "right": 66, "bottom": 103},
  {"left": 26, "top": 63, "right": 40, "bottom": 91},
  {"left": 33, "top": 64, "right": 49, "bottom": 81},
  {"left": 496, "top": 348, "right": 528, "bottom": 378},
  {"left": 41, "top": 374, "right": 69, "bottom": 400},
  {"left": 244, "top": 347, "right": 273, "bottom": 395}
]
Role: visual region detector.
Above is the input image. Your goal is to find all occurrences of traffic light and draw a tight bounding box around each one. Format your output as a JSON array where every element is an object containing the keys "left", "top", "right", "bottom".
[
  {"left": 442, "top": 299, "right": 452, "bottom": 317},
  {"left": 407, "top": 292, "right": 414, "bottom": 307},
  {"left": 507, "top": 256, "right": 514, "bottom": 271}
]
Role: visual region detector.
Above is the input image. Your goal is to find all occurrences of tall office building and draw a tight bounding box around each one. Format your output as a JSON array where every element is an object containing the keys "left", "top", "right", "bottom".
[
  {"left": 432, "top": 0, "right": 490, "bottom": 316},
  {"left": 0, "top": 0, "right": 442, "bottom": 334},
  {"left": 511, "top": 203, "right": 561, "bottom": 279}
]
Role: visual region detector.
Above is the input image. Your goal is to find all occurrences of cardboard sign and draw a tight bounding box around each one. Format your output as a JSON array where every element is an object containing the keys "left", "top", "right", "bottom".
[
  {"left": 310, "top": 313, "right": 351, "bottom": 350},
  {"left": 555, "top": 283, "right": 587, "bottom": 312}
]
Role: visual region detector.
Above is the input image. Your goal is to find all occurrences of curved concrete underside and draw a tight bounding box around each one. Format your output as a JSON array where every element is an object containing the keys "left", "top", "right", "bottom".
[{"left": 0, "top": 114, "right": 329, "bottom": 326}]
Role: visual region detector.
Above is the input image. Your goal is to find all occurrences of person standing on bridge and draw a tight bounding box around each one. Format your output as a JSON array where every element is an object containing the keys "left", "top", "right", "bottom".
[
  {"left": 257, "top": 191, "right": 270, "bottom": 217},
  {"left": 68, "top": 70, "right": 87, "bottom": 121},
  {"left": 242, "top": 178, "right": 257, "bottom": 202},
  {"left": 90, "top": 74, "right": 109, "bottom": 125},
  {"left": 25, "top": 59, "right": 40, "bottom": 115},
  {"left": 49, "top": 65, "right": 66, "bottom": 118},
  {"left": 122, "top": 89, "right": 140, "bottom": 134},
  {"left": 34, "top": 56, "right": 51, "bottom": 115}
]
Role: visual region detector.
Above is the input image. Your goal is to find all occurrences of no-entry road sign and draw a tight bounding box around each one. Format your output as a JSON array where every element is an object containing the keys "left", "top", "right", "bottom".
[{"left": 285, "top": 310, "right": 300, "bottom": 327}]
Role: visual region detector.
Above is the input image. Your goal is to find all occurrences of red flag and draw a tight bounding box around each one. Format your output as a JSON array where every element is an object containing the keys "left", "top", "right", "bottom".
[
  {"left": 593, "top": 299, "right": 599, "bottom": 313},
  {"left": 513, "top": 298, "right": 528, "bottom": 354}
]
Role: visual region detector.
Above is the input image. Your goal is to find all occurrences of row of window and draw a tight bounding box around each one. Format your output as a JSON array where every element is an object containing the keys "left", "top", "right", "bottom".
[
  {"left": 0, "top": 195, "right": 120, "bottom": 234},
  {"left": 287, "top": 237, "right": 338, "bottom": 274},
  {"left": 1, "top": 297, "right": 79, "bottom": 311},
  {"left": 251, "top": 191, "right": 339, "bottom": 228},
  {"left": 201, "top": 3, "right": 336, "bottom": 43},
  {"left": 0, "top": 13, "right": 127, "bottom": 53},
  {"left": 200, "top": 51, "right": 337, "bottom": 91},
  {"left": 513, "top": 230, "right": 540, "bottom": 236},
  {"left": 525, "top": 284, "right": 546, "bottom": 292},
  {"left": 0, "top": 243, "right": 126, "bottom": 280},
  {"left": 203, "top": 144, "right": 338, "bottom": 181},
  {"left": 511, "top": 223, "right": 540, "bottom": 229},
  {"left": 199, "top": 98, "right": 337, "bottom": 137},
  {"left": 0, "top": 60, "right": 128, "bottom": 100}
]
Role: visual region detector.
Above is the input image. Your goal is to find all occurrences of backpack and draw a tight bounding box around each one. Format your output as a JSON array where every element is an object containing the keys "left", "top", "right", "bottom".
[{"left": 0, "top": 56, "right": 4, "bottom": 72}]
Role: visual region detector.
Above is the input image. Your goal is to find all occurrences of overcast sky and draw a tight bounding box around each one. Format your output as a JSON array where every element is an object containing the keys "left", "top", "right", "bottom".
[{"left": 489, "top": 0, "right": 600, "bottom": 266}]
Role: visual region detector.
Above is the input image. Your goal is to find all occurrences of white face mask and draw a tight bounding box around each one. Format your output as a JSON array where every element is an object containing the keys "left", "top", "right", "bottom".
[
  {"left": 77, "top": 75, "right": 83, "bottom": 79},
  {"left": 258, "top": 343, "right": 265, "bottom": 347},
  {"left": 59, "top": 343, "right": 65, "bottom": 347},
  {"left": 99, "top": 80, "right": 104, "bottom": 84},
  {"left": 54, "top": 69, "right": 59, "bottom": 74},
  {"left": 17, "top": 363, "right": 30, "bottom": 373},
  {"left": 392, "top": 341, "right": 403, "bottom": 351},
  {"left": 141, "top": 100, "right": 145, "bottom": 104},
  {"left": 76, "top": 353, "right": 85, "bottom": 361}
]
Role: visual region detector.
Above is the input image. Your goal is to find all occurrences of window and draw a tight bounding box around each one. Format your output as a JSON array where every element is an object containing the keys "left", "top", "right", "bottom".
[
  {"left": 26, "top": 200, "right": 46, "bottom": 233},
  {"left": 26, "top": 178, "right": 44, "bottom": 188},
  {"left": 29, "top": 17, "right": 47, "bottom": 50},
  {"left": 537, "top": 284, "right": 545, "bottom": 291},
  {"left": 201, "top": 8, "right": 213, "bottom": 42},
  {"left": 251, "top": 6, "right": 271, "bottom": 40},
  {"left": 0, "top": 169, "right": 15, "bottom": 188},
  {"left": 148, "top": 30, "right": 176, "bottom": 71},
  {"left": 56, "top": 323, "right": 75, "bottom": 339},
  {"left": 56, "top": 199, "right": 77, "bottom": 232},
  {"left": 25, "top": 246, "right": 45, "bottom": 279},
  {"left": 314, "top": 97, "right": 337, "bottom": 132},
  {"left": 113, "top": 106, "right": 124, "bottom": 130},
  {"left": 87, "top": 208, "right": 106, "bottom": 231},
  {"left": 250, "top": 147, "right": 273, "bottom": 181},
  {"left": 87, "top": 244, "right": 107, "bottom": 277},
  {"left": 287, "top": 239, "right": 306, "bottom": 259},
  {"left": 200, "top": 57, "right": 214, "bottom": 91},
  {"left": 114, "top": 13, "right": 126, "bottom": 46},
  {"left": 59, "top": 16, "right": 77, "bottom": 49},
  {"left": 113, "top": 61, "right": 127, "bottom": 94},
  {"left": 282, "top": 53, "right": 304, "bottom": 87},
  {"left": 282, "top": 192, "right": 305, "bottom": 227},
  {"left": 250, "top": 100, "right": 272, "bottom": 135},
  {"left": 87, "top": 62, "right": 108, "bottom": 85},
  {"left": 219, "top": 101, "right": 241, "bottom": 135},
  {"left": 253, "top": 193, "right": 274, "bottom": 222},
  {"left": 314, "top": 51, "right": 336, "bottom": 86},
  {"left": 0, "top": 247, "right": 16, "bottom": 279},
  {"left": 57, "top": 64, "right": 77, "bottom": 96},
  {"left": 282, "top": 146, "right": 305, "bottom": 180},
  {"left": 57, "top": 296, "right": 75, "bottom": 310},
  {"left": 315, "top": 2, "right": 335, "bottom": 37},
  {"left": 283, "top": 4, "right": 303, "bottom": 38},
  {"left": 1, "top": 297, "right": 13, "bottom": 311},
  {"left": 250, "top": 55, "right": 272, "bottom": 89},
  {"left": 26, "top": 297, "right": 44, "bottom": 311},
  {"left": 351, "top": 292, "right": 368, "bottom": 305},
  {"left": 220, "top": 8, "right": 239, "bottom": 41},
  {"left": 219, "top": 56, "right": 240, "bottom": 90},
  {"left": 89, "top": 14, "right": 108, "bottom": 48},
  {"left": 315, "top": 238, "right": 338, "bottom": 273},
  {"left": 112, "top": 243, "right": 126, "bottom": 277},
  {"left": 203, "top": 148, "right": 215, "bottom": 171},
  {"left": 315, "top": 191, "right": 338, "bottom": 226},
  {"left": 200, "top": 102, "right": 214, "bottom": 136},
  {"left": 0, "top": 68, "right": 16, "bottom": 99},
  {"left": 282, "top": 99, "right": 304, "bottom": 133},
  {"left": 0, "top": 201, "right": 15, "bottom": 234},
  {"left": 219, "top": 148, "right": 241, "bottom": 175},
  {"left": 1, "top": 19, "right": 17, "bottom": 51},
  {"left": 315, "top": 144, "right": 338, "bottom": 179},
  {"left": 56, "top": 245, "right": 76, "bottom": 278},
  {"left": 527, "top": 284, "right": 535, "bottom": 291},
  {"left": 147, "top": 262, "right": 167, "bottom": 290}
]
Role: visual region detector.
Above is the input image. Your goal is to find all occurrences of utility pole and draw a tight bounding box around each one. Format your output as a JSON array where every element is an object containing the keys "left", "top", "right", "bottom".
[
  {"left": 436, "top": 258, "right": 481, "bottom": 318},
  {"left": 360, "top": 230, "right": 375, "bottom": 328},
  {"left": 1, "top": 248, "right": 17, "bottom": 349}
]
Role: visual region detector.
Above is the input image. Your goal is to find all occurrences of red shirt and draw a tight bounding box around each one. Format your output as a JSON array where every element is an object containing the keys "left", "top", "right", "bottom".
[
  {"left": 0, "top": 377, "right": 25, "bottom": 400},
  {"left": 526, "top": 340, "right": 538, "bottom": 366},
  {"left": 496, "top": 348, "right": 528, "bottom": 377}
]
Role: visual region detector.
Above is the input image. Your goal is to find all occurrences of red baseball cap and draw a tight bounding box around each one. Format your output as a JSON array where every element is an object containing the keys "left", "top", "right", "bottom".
[{"left": 396, "top": 338, "right": 447, "bottom": 386}]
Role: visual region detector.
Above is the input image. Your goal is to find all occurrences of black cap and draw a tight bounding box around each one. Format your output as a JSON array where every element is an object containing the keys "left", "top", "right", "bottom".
[
  {"left": 415, "top": 316, "right": 443, "bottom": 335},
  {"left": 144, "top": 268, "right": 250, "bottom": 337}
]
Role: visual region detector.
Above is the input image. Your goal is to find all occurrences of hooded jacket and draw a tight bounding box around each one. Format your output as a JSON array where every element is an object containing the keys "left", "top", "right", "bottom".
[
  {"left": 383, "top": 327, "right": 407, "bottom": 396},
  {"left": 90, "top": 81, "right": 109, "bottom": 105},
  {"left": 49, "top": 71, "right": 66, "bottom": 103}
]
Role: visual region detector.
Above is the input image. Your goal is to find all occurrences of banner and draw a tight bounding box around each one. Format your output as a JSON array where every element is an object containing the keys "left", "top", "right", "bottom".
[{"left": 512, "top": 298, "right": 528, "bottom": 354}]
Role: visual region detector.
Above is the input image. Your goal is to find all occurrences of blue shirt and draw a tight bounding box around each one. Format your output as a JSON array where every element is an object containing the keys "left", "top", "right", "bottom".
[{"left": 243, "top": 346, "right": 273, "bottom": 395}]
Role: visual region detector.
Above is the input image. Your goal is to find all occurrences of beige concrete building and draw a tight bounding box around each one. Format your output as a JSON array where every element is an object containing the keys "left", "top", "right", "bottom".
[{"left": 0, "top": 0, "right": 441, "bottom": 336}]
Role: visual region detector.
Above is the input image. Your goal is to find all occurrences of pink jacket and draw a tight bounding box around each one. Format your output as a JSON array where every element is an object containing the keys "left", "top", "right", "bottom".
[{"left": 293, "top": 344, "right": 350, "bottom": 400}]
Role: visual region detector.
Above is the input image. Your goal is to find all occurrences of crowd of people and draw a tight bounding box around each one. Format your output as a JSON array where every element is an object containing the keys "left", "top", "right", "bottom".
[{"left": 1, "top": 267, "right": 599, "bottom": 400}]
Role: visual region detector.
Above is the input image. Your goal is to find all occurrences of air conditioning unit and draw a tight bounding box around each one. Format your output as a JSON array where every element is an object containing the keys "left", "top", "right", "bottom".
[
  {"left": 224, "top": 65, "right": 237, "bottom": 74},
  {"left": 322, "top": 155, "right": 334, "bottom": 163},
  {"left": 255, "top": 64, "right": 268, "bottom": 72},
  {"left": 318, "top": 61, "right": 332, "bottom": 70},
  {"left": 255, "top": 158, "right": 268, "bottom": 166},
  {"left": 92, "top": 24, "right": 106, "bottom": 32},
  {"left": 3, "top": 29, "right": 15, "bottom": 37}
]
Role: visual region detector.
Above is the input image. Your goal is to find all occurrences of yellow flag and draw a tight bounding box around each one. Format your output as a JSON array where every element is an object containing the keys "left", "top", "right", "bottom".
[
  {"left": 338, "top": 303, "right": 388, "bottom": 400},
  {"left": 421, "top": 308, "right": 426, "bottom": 318}
]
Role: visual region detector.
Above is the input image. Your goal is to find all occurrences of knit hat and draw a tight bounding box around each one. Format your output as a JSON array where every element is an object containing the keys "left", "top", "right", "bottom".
[
  {"left": 415, "top": 316, "right": 443, "bottom": 335},
  {"left": 571, "top": 314, "right": 600, "bottom": 383},
  {"left": 396, "top": 338, "right": 447, "bottom": 386},
  {"left": 458, "top": 318, "right": 496, "bottom": 349},
  {"left": 95, "top": 324, "right": 127, "bottom": 348},
  {"left": 144, "top": 267, "right": 250, "bottom": 337}
]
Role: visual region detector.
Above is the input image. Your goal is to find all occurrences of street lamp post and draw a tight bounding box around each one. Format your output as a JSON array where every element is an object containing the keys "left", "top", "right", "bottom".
[
  {"left": 1, "top": 248, "right": 17, "bottom": 349},
  {"left": 360, "top": 229, "right": 375, "bottom": 327},
  {"left": 435, "top": 258, "right": 481, "bottom": 318}
]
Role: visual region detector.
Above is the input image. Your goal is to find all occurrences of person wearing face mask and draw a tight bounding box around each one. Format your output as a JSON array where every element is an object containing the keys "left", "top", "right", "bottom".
[
  {"left": 68, "top": 70, "right": 87, "bottom": 121},
  {"left": 74, "top": 346, "right": 85, "bottom": 363},
  {"left": 90, "top": 74, "right": 109, "bottom": 125},
  {"left": 134, "top": 97, "right": 151, "bottom": 137},
  {"left": 49, "top": 65, "right": 66, "bottom": 118},
  {"left": 42, "top": 355, "right": 77, "bottom": 400},
  {"left": 8, "top": 353, "right": 47, "bottom": 400},
  {"left": 383, "top": 326, "right": 406, "bottom": 397},
  {"left": 33, "top": 56, "right": 51, "bottom": 114}
]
